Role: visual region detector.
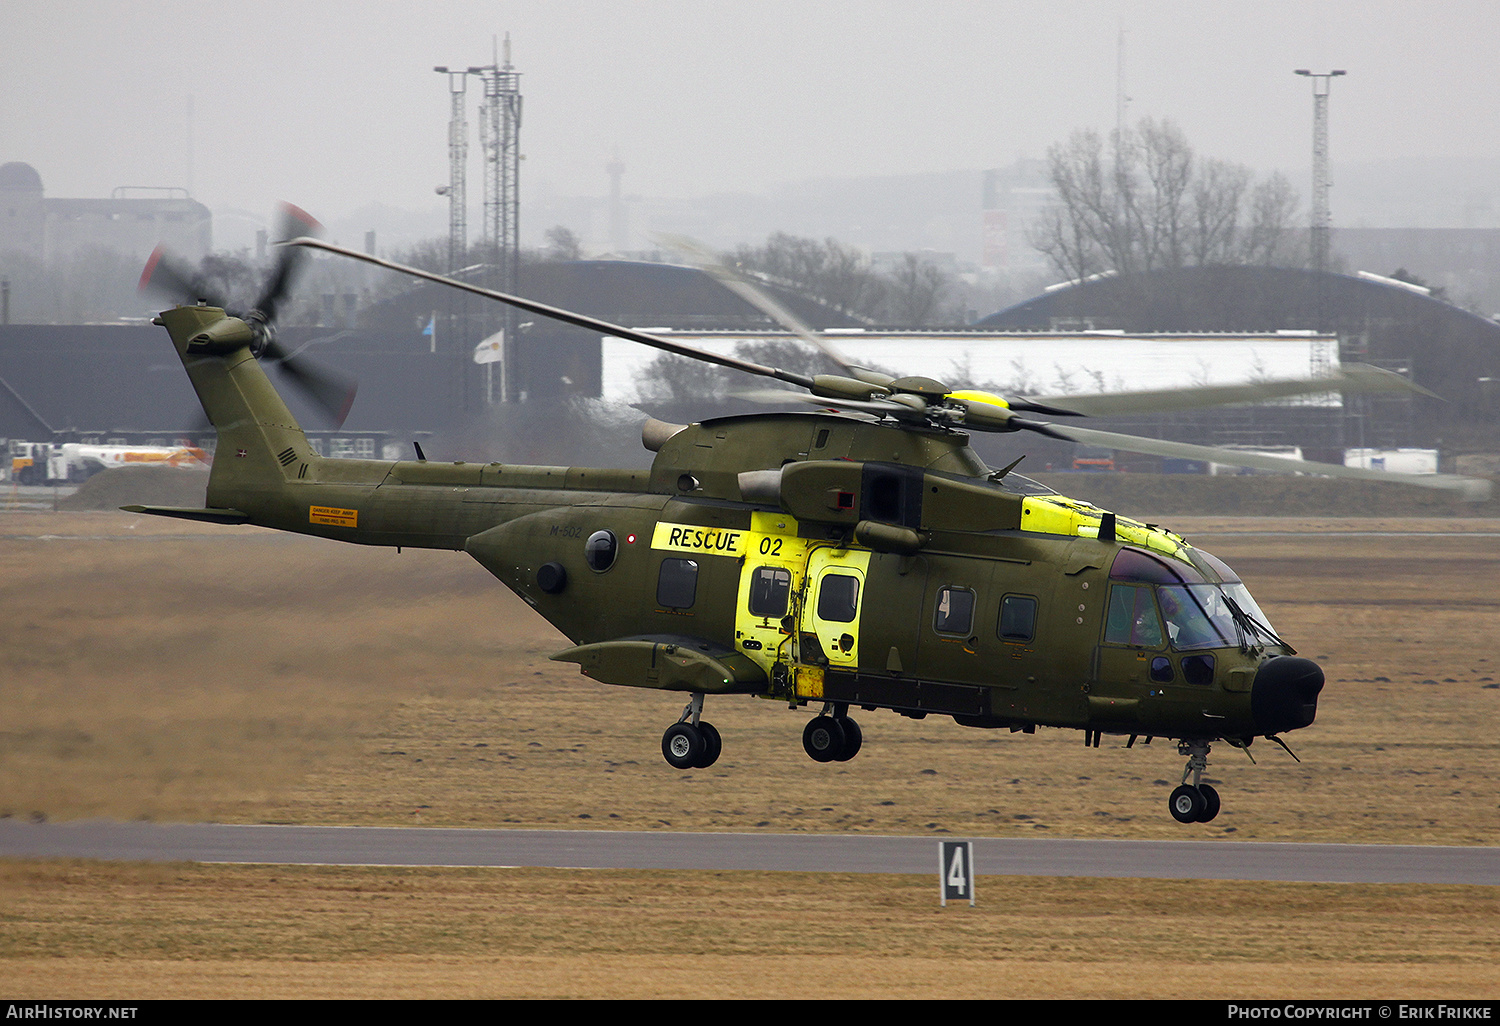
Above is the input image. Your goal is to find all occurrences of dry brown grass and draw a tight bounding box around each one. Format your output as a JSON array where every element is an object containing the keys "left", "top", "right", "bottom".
[
  {"left": 2, "top": 510, "right": 1498, "bottom": 998},
  {"left": 0, "top": 860, "right": 1495, "bottom": 999}
]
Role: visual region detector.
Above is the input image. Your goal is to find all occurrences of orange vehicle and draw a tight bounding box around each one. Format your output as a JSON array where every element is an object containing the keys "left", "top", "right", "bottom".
[{"left": 1072, "top": 445, "right": 1115, "bottom": 472}]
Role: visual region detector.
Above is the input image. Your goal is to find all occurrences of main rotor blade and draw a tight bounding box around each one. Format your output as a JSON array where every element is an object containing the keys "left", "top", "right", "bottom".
[
  {"left": 1029, "top": 363, "right": 1437, "bottom": 417},
  {"left": 735, "top": 388, "right": 915, "bottom": 418},
  {"left": 288, "top": 238, "right": 819, "bottom": 392},
  {"left": 654, "top": 233, "right": 860, "bottom": 372},
  {"left": 1034, "top": 421, "right": 1492, "bottom": 500},
  {"left": 654, "top": 232, "right": 899, "bottom": 388}
]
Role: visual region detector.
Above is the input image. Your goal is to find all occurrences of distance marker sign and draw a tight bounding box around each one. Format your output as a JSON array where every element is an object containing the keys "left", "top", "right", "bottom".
[{"left": 940, "top": 841, "right": 975, "bottom": 906}]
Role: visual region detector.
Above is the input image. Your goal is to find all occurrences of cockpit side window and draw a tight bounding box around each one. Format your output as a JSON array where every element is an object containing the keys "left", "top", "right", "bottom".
[
  {"left": 1158, "top": 584, "right": 1236, "bottom": 650},
  {"left": 1104, "top": 584, "right": 1164, "bottom": 647}
]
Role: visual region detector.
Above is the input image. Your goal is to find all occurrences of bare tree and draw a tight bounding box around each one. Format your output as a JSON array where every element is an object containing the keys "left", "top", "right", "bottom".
[
  {"left": 544, "top": 225, "right": 583, "bottom": 261},
  {"left": 734, "top": 339, "right": 840, "bottom": 379},
  {"left": 1238, "top": 172, "right": 1300, "bottom": 267},
  {"left": 732, "top": 233, "right": 885, "bottom": 322},
  {"left": 882, "top": 253, "right": 951, "bottom": 326},
  {"left": 638, "top": 352, "right": 729, "bottom": 405},
  {"left": 1189, "top": 158, "right": 1251, "bottom": 266},
  {"left": 1028, "top": 196, "right": 1100, "bottom": 285},
  {"left": 1138, "top": 118, "right": 1194, "bottom": 271},
  {"left": 1031, "top": 129, "right": 1116, "bottom": 278},
  {"left": 1032, "top": 118, "right": 1301, "bottom": 278}
]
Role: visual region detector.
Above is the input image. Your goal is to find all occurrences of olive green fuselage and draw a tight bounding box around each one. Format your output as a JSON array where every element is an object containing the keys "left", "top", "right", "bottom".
[{"left": 147, "top": 304, "right": 1314, "bottom": 747}]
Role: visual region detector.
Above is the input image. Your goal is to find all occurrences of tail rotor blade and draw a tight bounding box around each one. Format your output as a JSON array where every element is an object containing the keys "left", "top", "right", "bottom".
[
  {"left": 260, "top": 337, "right": 358, "bottom": 428},
  {"left": 138, "top": 246, "right": 227, "bottom": 308},
  {"left": 253, "top": 203, "right": 324, "bottom": 322}
]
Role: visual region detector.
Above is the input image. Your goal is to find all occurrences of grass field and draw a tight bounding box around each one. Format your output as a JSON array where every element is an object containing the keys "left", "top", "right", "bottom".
[
  {"left": 2, "top": 510, "right": 1497, "bottom": 998},
  {"left": 2, "top": 862, "right": 1495, "bottom": 999}
]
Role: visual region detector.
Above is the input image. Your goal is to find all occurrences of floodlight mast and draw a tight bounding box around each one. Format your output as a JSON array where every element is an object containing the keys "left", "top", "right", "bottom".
[
  {"left": 433, "top": 66, "right": 469, "bottom": 274},
  {"left": 469, "top": 35, "right": 523, "bottom": 402},
  {"left": 1295, "top": 69, "right": 1346, "bottom": 281}
]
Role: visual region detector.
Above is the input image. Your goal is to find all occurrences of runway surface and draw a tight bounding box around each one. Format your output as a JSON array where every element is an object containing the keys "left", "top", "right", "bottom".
[{"left": 1, "top": 820, "right": 1496, "bottom": 885}]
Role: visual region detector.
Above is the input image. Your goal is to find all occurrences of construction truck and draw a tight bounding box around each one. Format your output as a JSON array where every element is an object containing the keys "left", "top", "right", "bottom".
[{"left": 8, "top": 440, "right": 209, "bottom": 485}]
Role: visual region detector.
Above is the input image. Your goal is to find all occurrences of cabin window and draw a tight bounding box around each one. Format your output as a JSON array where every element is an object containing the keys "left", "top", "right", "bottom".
[
  {"left": 998, "top": 595, "right": 1038, "bottom": 642},
  {"left": 748, "top": 566, "right": 791, "bottom": 617},
  {"left": 934, "top": 586, "right": 975, "bottom": 635},
  {"left": 1104, "top": 584, "right": 1164, "bottom": 647},
  {"left": 585, "top": 530, "right": 618, "bottom": 572},
  {"left": 817, "top": 573, "right": 860, "bottom": 623},
  {"left": 657, "top": 558, "right": 699, "bottom": 609}
]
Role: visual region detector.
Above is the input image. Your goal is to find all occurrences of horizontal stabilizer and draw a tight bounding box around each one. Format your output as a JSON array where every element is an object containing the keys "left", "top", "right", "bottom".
[{"left": 119, "top": 505, "right": 251, "bottom": 525}]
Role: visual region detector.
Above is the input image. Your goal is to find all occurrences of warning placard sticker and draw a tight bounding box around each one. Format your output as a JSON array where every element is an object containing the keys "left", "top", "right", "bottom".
[{"left": 310, "top": 505, "right": 358, "bottom": 528}]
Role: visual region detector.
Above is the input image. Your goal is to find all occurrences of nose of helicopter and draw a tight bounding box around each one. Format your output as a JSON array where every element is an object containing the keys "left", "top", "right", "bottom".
[{"left": 1250, "top": 655, "right": 1325, "bottom": 734}]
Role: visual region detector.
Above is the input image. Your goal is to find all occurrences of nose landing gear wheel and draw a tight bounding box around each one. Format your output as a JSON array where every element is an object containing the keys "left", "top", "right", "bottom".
[
  {"left": 1169, "top": 785, "right": 1205, "bottom": 824},
  {"left": 1169, "top": 739, "right": 1223, "bottom": 823},
  {"left": 1195, "top": 783, "right": 1221, "bottom": 823},
  {"left": 803, "top": 714, "right": 862, "bottom": 762},
  {"left": 1168, "top": 783, "right": 1222, "bottom": 823}
]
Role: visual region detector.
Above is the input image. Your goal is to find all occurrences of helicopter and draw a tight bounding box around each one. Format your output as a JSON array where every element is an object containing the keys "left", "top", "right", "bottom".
[{"left": 132, "top": 209, "right": 1488, "bottom": 824}]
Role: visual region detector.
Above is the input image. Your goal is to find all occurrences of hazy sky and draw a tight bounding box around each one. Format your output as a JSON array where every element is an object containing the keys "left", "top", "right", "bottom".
[{"left": 5, "top": 0, "right": 1499, "bottom": 227}]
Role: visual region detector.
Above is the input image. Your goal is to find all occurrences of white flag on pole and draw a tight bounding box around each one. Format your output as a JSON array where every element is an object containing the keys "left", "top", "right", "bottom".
[{"left": 473, "top": 331, "right": 504, "bottom": 364}]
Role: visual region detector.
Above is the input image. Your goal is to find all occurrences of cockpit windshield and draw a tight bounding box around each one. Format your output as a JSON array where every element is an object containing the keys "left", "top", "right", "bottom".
[
  {"left": 1194, "top": 550, "right": 1278, "bottom": 638},
  {"left": 1158, "top": 584, "right": 1236, "bottom": 650},
  {"left": 1108, "top": 546, "right": 1282, "bottom": 650}
]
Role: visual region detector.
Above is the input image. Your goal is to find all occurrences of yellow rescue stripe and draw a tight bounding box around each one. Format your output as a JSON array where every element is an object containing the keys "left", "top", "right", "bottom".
[{"left": 651, "top": 522, "right": 748, "bottom": 557}]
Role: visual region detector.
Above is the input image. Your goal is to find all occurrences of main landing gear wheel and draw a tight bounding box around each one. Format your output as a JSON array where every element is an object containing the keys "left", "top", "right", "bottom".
[
  {"left": 696, "top": 721, "right": 722, "bottom": 768},
  {"left": 803, "top": 712, "right": 862, "bottom": 763},
  {"left": 662, "top": 722, "right": 706, "bottom": 770},
  {"left": 661, "top": 694, "right": 721, "bottom": 770},
  {"left": 834, "top": 716, "right": 862, "bottom": 762}
]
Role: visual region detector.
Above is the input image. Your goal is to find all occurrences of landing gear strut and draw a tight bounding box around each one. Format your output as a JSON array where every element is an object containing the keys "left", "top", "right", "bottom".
[
  {"left": 802, "top": 704, "right": 862, "bottom": 763},
  {"left": 661, "top": 694, "right": 721, "bottom": 770},
  {"left": 1168, "top": 740, "right": 1221, "bottom": 823}
]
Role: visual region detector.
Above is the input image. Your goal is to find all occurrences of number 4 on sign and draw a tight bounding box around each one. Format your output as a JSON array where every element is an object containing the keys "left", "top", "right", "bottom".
[{"left": 940, "top": 841, "right": 976, "bottom": 907}]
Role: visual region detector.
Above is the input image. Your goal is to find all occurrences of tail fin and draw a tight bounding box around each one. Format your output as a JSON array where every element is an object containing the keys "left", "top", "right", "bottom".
[{"left": 157, "top": 305, "right": 316, "bottom": 514}]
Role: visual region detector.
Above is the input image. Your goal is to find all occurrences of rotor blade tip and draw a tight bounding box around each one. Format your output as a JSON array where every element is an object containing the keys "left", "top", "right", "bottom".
[
  {"left": 335, "top": 387, "right": 358, "bottom": 428},
  {"left": 280, "top": 202, "right": 323, "bottom": 235},
  {"left": 137, "top": 246, "right": 165, "bottom": 293}
]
